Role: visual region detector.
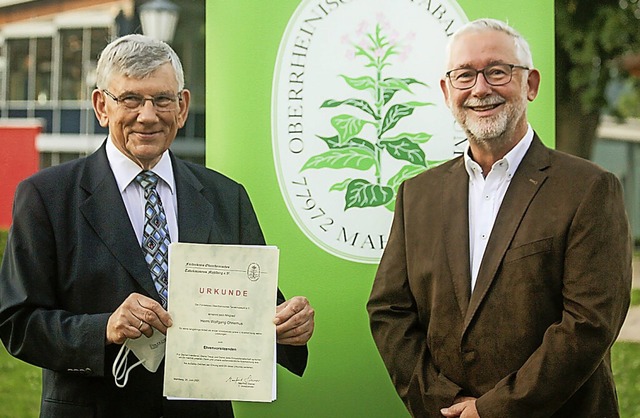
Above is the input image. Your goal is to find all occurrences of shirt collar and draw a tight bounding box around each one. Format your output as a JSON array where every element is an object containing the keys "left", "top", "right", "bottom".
[
  {"left": 105, "top": 136, "right": 175, "bottom": 194},
  {"left": 463, "top": 124, "right": 534, "bottom": 179}
]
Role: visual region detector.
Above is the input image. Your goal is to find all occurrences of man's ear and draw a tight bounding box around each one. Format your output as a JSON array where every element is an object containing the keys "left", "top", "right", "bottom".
[
  {"left": 440, "top": 78, "right": 451, "bottom": 108},
  {"left": 91, "top": 89, "right": 109, "bottom": 127},
  {"left": 176, "top": 89, "right": 191, "bottom": 129},
  {"left": 526, "top": 69, "right": 541, "bottom": 102}
]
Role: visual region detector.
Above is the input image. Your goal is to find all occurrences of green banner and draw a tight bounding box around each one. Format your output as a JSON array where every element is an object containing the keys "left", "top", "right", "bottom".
[{"left": 206, "top": 1, "right": 554, "bottom": 417}]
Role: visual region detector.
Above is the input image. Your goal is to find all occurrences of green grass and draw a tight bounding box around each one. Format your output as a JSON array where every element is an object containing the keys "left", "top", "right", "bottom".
[
  {"left": 631, "top": 288, "right": 640, "bottom": 307},
  {"left": 613, "top": 342, "right": 640, "bottom": 418},
  {"left": 0, "top": 229, "right": 41, "bottom": 417},
  {"left": 0, "top": 344, "right": 40, "bottom": 418},
  {"left": 0, "top": 229, "right": 639, "bottom": 416}
]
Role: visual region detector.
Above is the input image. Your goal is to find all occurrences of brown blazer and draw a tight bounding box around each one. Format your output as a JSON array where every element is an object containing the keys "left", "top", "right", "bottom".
[{"left": 367, "top": 135, "right": 632, "bottom": 418}]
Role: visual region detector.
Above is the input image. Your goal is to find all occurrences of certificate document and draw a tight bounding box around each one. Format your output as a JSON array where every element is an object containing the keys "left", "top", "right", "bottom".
[{"left": 163, "top": 242, "right": 279, "bottom": 402}]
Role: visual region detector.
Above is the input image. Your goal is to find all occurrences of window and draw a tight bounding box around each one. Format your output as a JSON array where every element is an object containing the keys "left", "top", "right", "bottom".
[
  {"left": 0, "top": 0, "right": 204, "bottom": 158},
  {"left": 7, "top": 38, "right": 29, "bottom": 100},
  {"left": 60, "top": 29, "right": 83, "bottom": 100},
  {"left": 6, "top": 37, "right": 53, "bottom": 103},
  {"left": 88, "top": 27, "right": 109, "bottom": 90},
  {"left": 35, "top": 38, "right": 52, "bottom": 103}
]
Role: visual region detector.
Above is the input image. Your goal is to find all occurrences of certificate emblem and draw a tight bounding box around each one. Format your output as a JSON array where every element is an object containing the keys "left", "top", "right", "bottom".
[
  {"left": 272, "top": 0, "right": 468, "bottom": 264},
  {"left": 247, "top": 263, "right": 261, "bottom": 281}
]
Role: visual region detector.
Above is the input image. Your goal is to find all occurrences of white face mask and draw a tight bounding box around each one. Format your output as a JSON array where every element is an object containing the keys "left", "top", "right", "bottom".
[{"left": 112, "top": 328, "right": 166, "bottom": 388}]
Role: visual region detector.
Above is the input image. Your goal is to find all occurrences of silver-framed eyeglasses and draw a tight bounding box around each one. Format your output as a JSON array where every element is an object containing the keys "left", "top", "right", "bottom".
[
  {"left": 102, "top": 89, "right": 182, "bottom": 112},
  {"left": 445, "top": 63, "right": 530, "bottom": 90}
]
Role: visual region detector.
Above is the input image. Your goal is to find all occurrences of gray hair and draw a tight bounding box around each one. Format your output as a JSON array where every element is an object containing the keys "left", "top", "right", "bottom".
[
  {"left": 446, "top": 18, "right": 534, "bottom": 68},
  {"left": 95, "top": 34, "right": 184, "bottom": 91}
]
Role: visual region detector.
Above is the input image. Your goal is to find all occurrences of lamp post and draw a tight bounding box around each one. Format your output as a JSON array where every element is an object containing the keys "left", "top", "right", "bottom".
[{"left": 139, "top": 0, "right": 180, "bottom": 44}]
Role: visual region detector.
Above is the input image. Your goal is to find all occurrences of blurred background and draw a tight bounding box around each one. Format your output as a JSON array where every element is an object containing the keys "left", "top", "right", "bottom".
[{"left": 0, "top": 0, "right": 206, "bottom": 167}]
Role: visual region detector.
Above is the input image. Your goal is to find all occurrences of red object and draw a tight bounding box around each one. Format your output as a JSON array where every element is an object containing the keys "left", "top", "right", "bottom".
[{"left": 0, "top": 120, "right": 40, "bottom": 229}]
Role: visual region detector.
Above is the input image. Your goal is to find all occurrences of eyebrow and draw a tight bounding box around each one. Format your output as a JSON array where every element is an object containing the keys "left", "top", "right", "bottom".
[
  {"left": 116, "top": 90, "right": 177, "bottom": 96},
  {"left": 451, "top": 60, "right": 510, "bottom": 70}
]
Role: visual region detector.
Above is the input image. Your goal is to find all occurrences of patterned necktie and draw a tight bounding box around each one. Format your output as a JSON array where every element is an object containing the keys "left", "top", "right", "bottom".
[{"left": 135, "top": 170, "right": 171, "bottom": 308}]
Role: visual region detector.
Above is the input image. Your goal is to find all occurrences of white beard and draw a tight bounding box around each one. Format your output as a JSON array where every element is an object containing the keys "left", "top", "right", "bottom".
[
  {"left": 451, "top": 85, "right": 528, "bottom": 151},
  {"left": 464, "top": 104, "right": 510, "bottom": 142}
]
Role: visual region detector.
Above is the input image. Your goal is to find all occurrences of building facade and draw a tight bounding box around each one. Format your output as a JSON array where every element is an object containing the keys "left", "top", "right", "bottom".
[{"left": 0, "top": 0, "right": 205, "bottom": 166}]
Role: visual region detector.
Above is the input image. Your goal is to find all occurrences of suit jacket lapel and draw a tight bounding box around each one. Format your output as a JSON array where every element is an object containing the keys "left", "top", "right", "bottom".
[
  {"left": 443, "top": 157, "right": 472, "bottom": 317},
  {"left": 171, "top": 156, "right": 222, "bottom": 244},
  {"left": 79, "top": 142, "right": 159, "bottom": 298},
  {"left": 463, "top": 135, "right": 550, "bottom": 330}
]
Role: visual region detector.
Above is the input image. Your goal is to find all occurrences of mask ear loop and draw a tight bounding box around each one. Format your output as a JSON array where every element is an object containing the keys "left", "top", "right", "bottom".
[{"left": 112, "top": 342, "right": 144, "bottom": 388}]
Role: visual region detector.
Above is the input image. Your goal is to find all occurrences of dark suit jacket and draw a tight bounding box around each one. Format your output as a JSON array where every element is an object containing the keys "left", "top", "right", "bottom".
[
  {"left": 0, "top": 143, "right": 307, "bottom": 418},
  {"left": 367, "top": 135, "right": 632, "bottom": 418}
]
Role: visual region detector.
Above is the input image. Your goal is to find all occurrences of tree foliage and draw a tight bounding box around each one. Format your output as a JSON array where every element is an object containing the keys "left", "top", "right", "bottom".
[{"left": 555, "top": 0, "right": 640, "bottom": 158}]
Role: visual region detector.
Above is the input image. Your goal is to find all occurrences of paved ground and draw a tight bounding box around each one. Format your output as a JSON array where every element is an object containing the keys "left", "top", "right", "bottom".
[{"left": 617, "top": 258, "right": 640, "bottom": 342}]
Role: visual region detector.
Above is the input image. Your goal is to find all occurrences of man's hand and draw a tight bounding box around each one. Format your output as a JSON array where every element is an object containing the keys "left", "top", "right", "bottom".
[
  {"left": 441, "top": 397, "right": 479, "bottom": 418},
  {"left": 274, "top": 296, "right": 314, "bottom": 346},
  {"left": 106, "top": 293, "right": 173, "bottom": 345}
]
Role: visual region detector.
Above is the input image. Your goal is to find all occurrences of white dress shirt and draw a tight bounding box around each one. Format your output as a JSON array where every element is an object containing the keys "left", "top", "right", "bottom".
[
  {"left": 105, "top": 138, "right": 179, "bottom": 246},
  {"left": 464, "top": 124, "right": 534, "bottom": 291}
]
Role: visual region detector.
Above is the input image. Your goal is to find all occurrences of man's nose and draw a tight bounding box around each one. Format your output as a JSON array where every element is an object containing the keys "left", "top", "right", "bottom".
[
  {"left": 471, "top": 72, "right": 493, "bottom": 96},
  {"left": 137, "top": 99, "right": 159, "bottom": 120}
]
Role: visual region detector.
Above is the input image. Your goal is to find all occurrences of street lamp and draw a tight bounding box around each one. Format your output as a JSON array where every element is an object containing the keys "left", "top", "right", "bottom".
[{"left": 139, "top": 0, "right": 180, "bottom": 44}]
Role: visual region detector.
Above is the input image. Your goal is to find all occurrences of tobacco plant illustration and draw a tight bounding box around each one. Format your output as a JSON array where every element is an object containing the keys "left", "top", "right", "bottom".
[{"left": 301, "top": 23, "right": 443, "bottom": 211}]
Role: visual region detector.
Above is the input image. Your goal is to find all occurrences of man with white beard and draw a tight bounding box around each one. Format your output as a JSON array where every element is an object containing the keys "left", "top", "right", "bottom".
[{"left": 367, "top": 18, "right": 632, "bottom": 418}]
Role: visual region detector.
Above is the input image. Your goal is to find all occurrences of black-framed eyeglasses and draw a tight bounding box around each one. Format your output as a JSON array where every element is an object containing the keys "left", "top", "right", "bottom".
[
  {"left": 445, "top": 63, "right": 530, "bottom": 90},
  {"left": 102, "top": 89, "right": 182, "bottom": 112}
]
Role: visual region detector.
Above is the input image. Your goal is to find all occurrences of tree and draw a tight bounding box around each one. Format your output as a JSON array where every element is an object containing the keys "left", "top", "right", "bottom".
[{"left": 555, "top": 0, "right": 640, "bottom": 158}]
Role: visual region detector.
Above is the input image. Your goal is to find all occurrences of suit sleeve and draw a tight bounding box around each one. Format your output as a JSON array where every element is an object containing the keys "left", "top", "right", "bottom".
[
  {"left": 0, "top": 179, "right": 110, "bottom": 376},
  {"left": 477, "top": 171, "right": 632, "bottom": 417},
  {"left": 367, "top": 182, "right": 462, "bottom": 416},
  {"left": 238, "top": 185, "right": 308, "bottom": 377}
]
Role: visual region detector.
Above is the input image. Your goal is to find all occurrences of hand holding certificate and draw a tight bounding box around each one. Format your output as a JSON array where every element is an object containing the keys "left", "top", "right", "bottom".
[{"left": 163, "top": 243, "right": 279, "bottom": 402}]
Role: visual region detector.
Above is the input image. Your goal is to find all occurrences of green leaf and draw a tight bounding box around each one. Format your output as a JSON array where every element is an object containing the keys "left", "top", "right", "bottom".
[
  {"left": 320, "top": 98, "right": 378, "bottom": 119},
  {"left": 383, "top": 164, "right": 429, "bottom": 211},
  {"left": 317, "top": 135, "right": 376, "bottom": 152},
  {"left": 384, "top": 200, "right": 395, "bottom": 212},
  {"left": 380, "top": 104, "right": 415, "bottom": 135},
  {"left": 404, "top": 101, "right": 434, "bottom": 107},
  {"left": 331, "top": 114, "right": 369, "bottom": 145},
  {"left": 379, "top": 78, "right": 412, "bottom": 93},
  {"left": 344, "top": 179, "right": 395, "bottom": 209},
  {"left": 330, "top": 178, "right": 352, "bottom": 191},
  {"left": 401, "top": 78, "right": 428, "bottom": 87},
  {"left": 383, "top": 132, "right": 433, "bottom": 144},
  {"left": 301, "top": 148, "right": 375, "bottom": 171},
  {"left": 382, "top": 78, "right": 428, "bottom": 105},
  {"left": 382, "top": 89, "right": 400, "bottom": 105},
  {"left": 339, "top": 75, "right": 376, "bottom": 93},
  {"left": 317, "top": 135, "right": 341, "bottom": 149},
  {"left": 354, "top": 45, "right": 375, "bottom": 64},
  {"left": 387, "top": 164, "right": 428, "bottom": 191},
  {"left": 320, "top": 99, "right": 345, "bottom": 108},
  {"left": 381, "top": 46, "right": 398, "bottom": 63},
  {"left": 349, "top": 137, "right": 376, "bottom": 152},
  {"left": 380, "top": 138, "right": 426, "bottom": 166}
]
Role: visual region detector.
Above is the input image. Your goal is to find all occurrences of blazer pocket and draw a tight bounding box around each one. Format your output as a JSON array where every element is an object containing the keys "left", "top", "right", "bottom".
[
  {"left": 504, "top": 237, "right": 553, "bottom": 263},
  {"left": 41, "top": 399, "right": 95, "bottom": 418}
]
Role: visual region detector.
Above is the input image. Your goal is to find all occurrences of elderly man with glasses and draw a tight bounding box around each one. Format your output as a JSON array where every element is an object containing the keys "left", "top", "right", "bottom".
[
  {"left": 368, "top": 18, "right": 631, "bottom": 418},
  {"left": 0, "top": 34, "right": 314, "bottom": 418}
]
